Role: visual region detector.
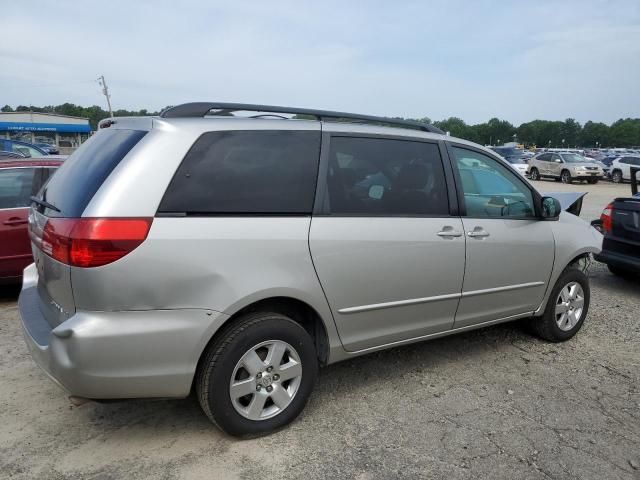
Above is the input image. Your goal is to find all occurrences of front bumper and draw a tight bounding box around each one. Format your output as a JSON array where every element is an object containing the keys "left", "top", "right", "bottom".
[
  {"left": 19, "top": 264, "right": 229, "bottom": 399},
  {"left": 573, "top": 170, "right": 603, "bottom": 178}
]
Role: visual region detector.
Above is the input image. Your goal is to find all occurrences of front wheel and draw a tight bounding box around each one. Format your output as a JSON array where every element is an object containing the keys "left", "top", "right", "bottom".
[
  {"left": 561, "top": 170, "right": 573, "bottom": 184},
  {"left": 529, "top": 168, "right": 540, "bottom": 181},
  {"left": 531, "top": 267, "right": 590, "bottom": 342},
  {"left": 196, "top": 312, "right": 318, "bottom": 437},
  {"left": 611, "top": 170, "right": 623, "bottom": 184}
]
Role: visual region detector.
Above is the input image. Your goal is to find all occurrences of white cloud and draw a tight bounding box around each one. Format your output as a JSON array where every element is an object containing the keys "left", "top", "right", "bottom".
[{"left": 1, "top": 0, "right": 638, "bottom": 125}]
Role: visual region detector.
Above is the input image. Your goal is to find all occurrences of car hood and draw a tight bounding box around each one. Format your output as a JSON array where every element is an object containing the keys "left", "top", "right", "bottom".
[{"left": 547, "top": 192, "right": 587, "bottom": 216}]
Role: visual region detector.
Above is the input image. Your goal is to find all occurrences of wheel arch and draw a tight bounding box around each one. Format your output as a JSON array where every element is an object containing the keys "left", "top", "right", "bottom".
[{"left": 192, "top": 294, "right": 335, "bottom": 394}]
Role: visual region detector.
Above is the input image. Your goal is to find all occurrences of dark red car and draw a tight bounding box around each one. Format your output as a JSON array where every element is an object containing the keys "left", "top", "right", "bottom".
[{"left": 0, "top": 159, "right": 63, "bottom": 284}]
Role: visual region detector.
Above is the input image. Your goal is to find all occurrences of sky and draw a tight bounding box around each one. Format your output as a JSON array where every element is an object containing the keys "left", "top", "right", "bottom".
[{"left": 1, "top": 0, "right": 639, "bottom": 126}]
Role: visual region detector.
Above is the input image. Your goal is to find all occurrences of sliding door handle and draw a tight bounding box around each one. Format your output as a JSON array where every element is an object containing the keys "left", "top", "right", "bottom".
[{"left": 467, "top": 228, "right": 490, "bottom": 238}]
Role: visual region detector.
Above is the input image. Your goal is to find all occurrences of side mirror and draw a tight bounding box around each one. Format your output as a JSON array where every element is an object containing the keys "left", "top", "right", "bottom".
[{"left": 540, "top": 196, "right": 561, "bottom": 220}]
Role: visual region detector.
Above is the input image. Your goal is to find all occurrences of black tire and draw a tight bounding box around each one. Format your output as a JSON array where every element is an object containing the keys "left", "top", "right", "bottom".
[
  {"left": 587, "top": 178, "right": 598, "bottom": 184},
  {"left": 561, "top": 170, "right": 573, "bottom": 184},
  {"left": 607, "top": 264, "right": 637, "bottom": 280},
  {"left": 611, "top": 170, "right": 623, "bottom": 184},
  {"left": 531, "top": 267, "right": 590, "bottom": 342},
  {"left": 529, "top": 168, "right": 540, "bottom": 181},
  {"left": 196, "top": 312, "right": 318, "bottom": 437}
]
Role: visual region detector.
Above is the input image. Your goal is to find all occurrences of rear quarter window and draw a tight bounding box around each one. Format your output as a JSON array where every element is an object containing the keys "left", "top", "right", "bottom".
[
  {"left": 39, "top": 129, "right": 147, "bottom": 217},
  {"left": 158, "top": 130, "right": 321, "bottom": 214}
]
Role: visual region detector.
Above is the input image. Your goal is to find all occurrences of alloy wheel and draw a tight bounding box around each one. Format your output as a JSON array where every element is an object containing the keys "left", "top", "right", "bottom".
[
  {"left": 229, "top": 340, "right": 303, "bottom": 421},
  {"left": 561, "top": 171, "right": 571, "bottom": 183},
  {"left": 555, "top": 282, "right": 585, "bottom": 331}
]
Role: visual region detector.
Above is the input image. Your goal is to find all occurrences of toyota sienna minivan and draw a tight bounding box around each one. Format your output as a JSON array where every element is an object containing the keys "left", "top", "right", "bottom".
[{"left": 19, "top": 102, "right": 602, "bottom": 436}]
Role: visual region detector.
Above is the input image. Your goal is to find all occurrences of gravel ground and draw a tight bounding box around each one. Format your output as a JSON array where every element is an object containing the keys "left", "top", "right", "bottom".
[{"left": 0, "top": 181, "right": 638, "bottom": 480}]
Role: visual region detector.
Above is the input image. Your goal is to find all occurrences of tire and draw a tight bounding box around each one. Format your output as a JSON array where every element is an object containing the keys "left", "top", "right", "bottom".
[
  {"left": 611, "top": 170, "right": 623, "bottom": 184},
  {"left": 561, "top": 170, "right": 573, "bottom": 184},
  {"left": 607, "top": 264, "right": 637, "bottom": 279},
  {"left": 529, "top": 168, "right": 540, "bottom": 181},
  {"left": 531, "top": 267, "right": 590, "bottom": 342},
  {"left": 195, "top": 312, "right": 318, "bottom": 437},
  {"left": 587, "top": 178, "right": 598, "bottom": 184},
  {"left": 553, "top": 177, "right": 561, "bottom": 182}
]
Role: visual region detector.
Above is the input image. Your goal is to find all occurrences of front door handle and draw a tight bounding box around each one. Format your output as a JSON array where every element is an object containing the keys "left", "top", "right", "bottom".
[
  {"left": 467, "top": 227, "right": 490, "bottom": 238},
  {"left": 3, "top": 217, "right": 28, "bottom": 226},
  {"left": 437, "top": 227, "right": 463, "bottom": 238}
]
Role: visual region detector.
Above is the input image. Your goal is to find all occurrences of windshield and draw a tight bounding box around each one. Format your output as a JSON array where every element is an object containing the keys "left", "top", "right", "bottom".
[{"left": 561, "top": 153, "right": 588, "bottom": 163}]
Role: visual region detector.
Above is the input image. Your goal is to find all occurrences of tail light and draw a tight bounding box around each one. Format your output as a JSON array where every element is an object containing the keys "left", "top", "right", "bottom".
[
  {"left": 600, "top": 203, "right": 613, "bottom": 234},
  {"left": 31, "top": 218, "right": 152, "bottom": 267}
]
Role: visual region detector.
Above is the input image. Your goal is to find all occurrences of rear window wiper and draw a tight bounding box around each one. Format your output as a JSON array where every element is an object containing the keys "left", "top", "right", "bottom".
[{"left": 30, "top": 196, "right": 61, "bottom": 213}]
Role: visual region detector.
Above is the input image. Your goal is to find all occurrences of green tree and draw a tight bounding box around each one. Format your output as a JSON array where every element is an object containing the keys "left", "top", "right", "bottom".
[{"left": 1, "top": 105, "right": 13, "bottom": 112}]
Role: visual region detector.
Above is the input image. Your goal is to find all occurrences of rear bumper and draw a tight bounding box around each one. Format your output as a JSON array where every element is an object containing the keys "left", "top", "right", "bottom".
[
  {"left": 19, "top": 264, "right": 229, "bottom": 399},
  {"left": 594, "top": 250, "right": 640, "bottom": 273}
]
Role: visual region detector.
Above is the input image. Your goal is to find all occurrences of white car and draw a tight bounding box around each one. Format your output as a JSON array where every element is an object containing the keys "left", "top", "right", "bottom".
[
  {"left": 610, "top": 156, "right": 640, "bottom": 183},
  {"left": 501, "top": 157, "right": 529, "bottom": 176}
]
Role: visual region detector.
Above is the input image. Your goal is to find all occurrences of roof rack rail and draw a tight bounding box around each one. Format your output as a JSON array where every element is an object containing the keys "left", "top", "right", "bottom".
[{"left": 160, "top": 102, "right": 444, "bottom": 135}]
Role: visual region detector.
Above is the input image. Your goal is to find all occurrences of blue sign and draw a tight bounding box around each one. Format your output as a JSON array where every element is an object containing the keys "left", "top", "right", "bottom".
[{"left": 0, "top": 121, "right": 92, "bottom": 133}]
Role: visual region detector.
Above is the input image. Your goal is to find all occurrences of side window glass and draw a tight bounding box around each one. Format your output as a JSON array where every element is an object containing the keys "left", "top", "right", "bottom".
[
  {"left": 158, "top": 131, "right": 321, "bottom": 214},
  {"left": 452, "top": 147, "right": 535, "bottom": 218},
  {"left": 326, "top": 137, "right": 449, "bottom": 215},
  {"left": 0, "top": 168, "right": 36, "bottom": 208}
]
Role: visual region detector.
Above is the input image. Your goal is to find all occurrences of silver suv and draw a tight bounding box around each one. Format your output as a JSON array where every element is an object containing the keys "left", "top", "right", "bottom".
[
  {"left": 19, "top": 103, "right": 602, "bottom": 436},
  {"left": 528, "top": 151, "right": 604, "bottom": 184}
]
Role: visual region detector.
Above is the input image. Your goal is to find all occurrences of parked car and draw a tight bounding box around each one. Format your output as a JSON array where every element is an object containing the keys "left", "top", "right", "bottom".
[
  {"left": 0, "top": 151, "right": 26, "bottom": 160},
  {"left": 490, "top": 146, "right": 529, "bottom": 163},
  {"left": 593, "top": 160, "right": 611, "bottom": 178},
  {"left": 0, "top": 139, "right": 49, "bottom": 158},
  {"left": 593, "top": 167, "right": 640, "bottom": 278},
  {"left": 504, "top": 157, "right": 529, "bottom": 176},
  {"left": 0, "top": 158, "right": 63, "bottom": 284},
  {"left": 19, "top": 102, "right": 601, "bottom": 436},
  {"left": 528, "top": 152, "right": 604, "bottom": 183},
  {"left": 34, "top": 142, "right": 60, "bottom": 155},
  {"left": 609, "top": 156, "right": 640, "bottom": 183}
]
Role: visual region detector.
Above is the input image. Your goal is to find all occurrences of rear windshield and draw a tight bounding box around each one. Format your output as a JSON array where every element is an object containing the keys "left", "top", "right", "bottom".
[{"left": 39, "top": 129, "right": 146, "bottom": 217}]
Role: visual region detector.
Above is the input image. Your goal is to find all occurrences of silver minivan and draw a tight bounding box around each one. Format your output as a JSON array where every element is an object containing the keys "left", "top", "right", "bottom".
[{"left": 19, "top": 103, "right": 602, "bottom": 436}]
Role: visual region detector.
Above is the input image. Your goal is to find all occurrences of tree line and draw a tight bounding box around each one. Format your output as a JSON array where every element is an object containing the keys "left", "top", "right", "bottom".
[{"left": 2, "top": 103, "right": 639, "bottom": 147}]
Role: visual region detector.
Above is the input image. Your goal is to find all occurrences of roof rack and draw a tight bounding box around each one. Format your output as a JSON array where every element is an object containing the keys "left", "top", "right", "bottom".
[{"left": 160, "top": 102, "right": 444, "bottom": 135}]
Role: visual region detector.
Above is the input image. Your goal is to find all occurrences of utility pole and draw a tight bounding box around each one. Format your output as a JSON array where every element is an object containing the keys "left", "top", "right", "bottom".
[{"left": 97, "top": 75, "right": 114, "bottom": 118}]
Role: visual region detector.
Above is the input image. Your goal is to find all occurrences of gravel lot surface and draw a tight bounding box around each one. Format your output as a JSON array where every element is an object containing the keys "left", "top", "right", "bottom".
[{"left": 0, "top": 181, "right": 638, "bottom": 479}]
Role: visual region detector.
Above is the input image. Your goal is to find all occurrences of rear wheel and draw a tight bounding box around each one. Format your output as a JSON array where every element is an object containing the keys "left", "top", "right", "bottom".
[
  {"left": 531, "top": 267, "right": 589, "bottom": 342},
  {"left": 196, "top": 312, "right": 318, "bottom": 437},
  {"left": 611, "top": 170, "right": 623, "bottom": 184},
  {"left": 529, "top": 168, "right": 540, "bottom": 181},
  {"left": 561, "top": 170, "right": 573, "bottom": 184}
]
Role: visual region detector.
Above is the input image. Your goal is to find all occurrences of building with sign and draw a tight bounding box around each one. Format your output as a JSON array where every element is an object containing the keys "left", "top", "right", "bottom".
[{"left": 0, "top": 111, "right": 91, "bottom": 148}]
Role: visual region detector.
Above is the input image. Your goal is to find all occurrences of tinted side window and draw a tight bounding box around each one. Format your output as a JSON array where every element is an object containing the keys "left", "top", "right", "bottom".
[
  {"left": 452, "top": 147, "right": 535, "bottom": 218},
  {"left": 326, "top": 137, "right": 448, "bottom": 215},
  {"left": 0, "top": 168, "right": 36, "bottom": 209},
  {"left": 159, "top": 130, "right": 320, "bottom": 214},
  {"left": 538, "top": 153, "right": 551, "bottom": 161},
  {"left": 41, "top": 129, "right": 147, "bottom": 217}
]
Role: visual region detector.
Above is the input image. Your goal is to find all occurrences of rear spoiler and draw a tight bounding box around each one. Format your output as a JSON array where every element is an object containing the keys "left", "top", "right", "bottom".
[{"left": 546, "top": 192, "right": 587, "bottom": 216}]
